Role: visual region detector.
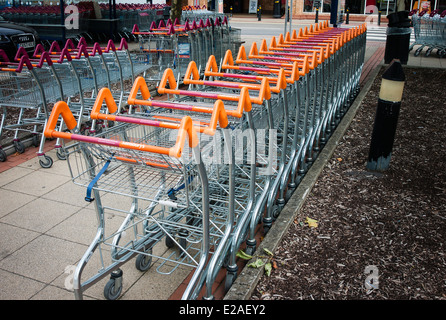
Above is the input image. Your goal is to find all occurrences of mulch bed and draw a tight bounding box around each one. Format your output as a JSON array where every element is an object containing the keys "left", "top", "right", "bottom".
[{"left": 250, "top": 66, "right": 446, "bottom": 300}]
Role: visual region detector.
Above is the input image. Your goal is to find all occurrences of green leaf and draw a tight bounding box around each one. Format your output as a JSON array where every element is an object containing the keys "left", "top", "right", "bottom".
[
  {"left": 264, "top": 262, "right": 272, "bottom": 276},
  {"left": 247, "top": 259, "right": 265, "bottom": 268},
  {"left": 236, "top": 250, "right": 253, "bottom": 260},
  {"left": 263, "top": 248, "right": 274, "bottom": 257}
]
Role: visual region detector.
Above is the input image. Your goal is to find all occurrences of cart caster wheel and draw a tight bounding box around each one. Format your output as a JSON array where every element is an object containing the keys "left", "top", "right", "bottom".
[
  {"left": 39, "top": 155, "right": 53, "bottom": 169},
  {"left": 271, "top": 204, "right": 281, "bottom": 220},
  {"left": 244, "top": 241, "right": 256, "bottom": 256},
  {"left": 104, "top": 270, "right": 123, "bottom": 300},
  {"left": 14, "top": 141, "right": 25, "bottom": 154},
  {"left": 32, "top": 134, "right": 40, "bottom": 147},
  {"left": 56, "top": 148, "right": 67, "bottom": 160},
  {"left": 425, "top": 48, "right": 432, "bottom": 57},
  {"left": 414, "top": 48, "right": 422, "bottom": 57},
  {"left": 165, "top": 235, "right": 175, "bottom": 248},
  {"left": 178, "top": 229, "right": 188, "bottom": 257},
  {"left": 224, "top": 272, "right": 237, "bottom": 293},
  {"left": 0, "top": 149, "right": 6, "bottom": 162},
  {"left": 135, "top": 247, "right": 153, "bottom": 272}
]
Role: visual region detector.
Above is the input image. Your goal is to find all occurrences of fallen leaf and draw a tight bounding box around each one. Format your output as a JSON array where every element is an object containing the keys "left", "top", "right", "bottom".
[
  {"left": 305, "top": 217, "right": 318, "bottom": 228},
  {"left": 337, "top": 158, "right": 343, "bottom": 162},
  {"left": 265, "top": 262, "right": 272, "bottom": 276},
  {"left": 236, "top": 250, "right": 253, "bottom": 260},
  {"left": 247, "top": 259, "right": 265, "bottom": 268}
]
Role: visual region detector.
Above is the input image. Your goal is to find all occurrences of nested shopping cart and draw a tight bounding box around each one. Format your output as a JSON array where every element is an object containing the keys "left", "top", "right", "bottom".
[
  {"left": 0, "top": 50, "right": 62, "bottom": 166},
  {"left": 133, "top": 23, "right": 179, "bottom": 84},
  {"left": 126, "top": 76, "right": 261, "bottom": 299},
  {"left": 44, "top": 95, "right": 232, "bottom": 300},
  {"left": 410, "top": 9, "right": 446, "bottom": 57},
  {"left": 154, "top": 64, "right": 294, "bottom": 292}
]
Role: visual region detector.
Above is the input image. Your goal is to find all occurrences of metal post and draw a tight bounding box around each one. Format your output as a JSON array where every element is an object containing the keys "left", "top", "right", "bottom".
[
  {"left": 366, "top": 60, "right": 405, "bottom": 171},
  {"left": 315, "top": 8, "right": 319, "bottom": 23},
  {"left": 346, "top": 8, "right": 349, "bottom": 24},
  {"left": 284, "top": 0, "right": 289, "bottom": 34},
  {"left": 60, "top": 0, "right": 66, "bottom": 43}
]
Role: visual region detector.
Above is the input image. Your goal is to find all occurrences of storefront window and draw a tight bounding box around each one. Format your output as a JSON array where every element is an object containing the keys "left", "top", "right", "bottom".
[
  {"left": 323, "top": 0, "right": 331, "bottom": 11},
  {"left": 303, "top": 0, "right": 332, "bottom": 13},
  {"left": 304, "top": 0, "right": 314, "bottom": 12}
]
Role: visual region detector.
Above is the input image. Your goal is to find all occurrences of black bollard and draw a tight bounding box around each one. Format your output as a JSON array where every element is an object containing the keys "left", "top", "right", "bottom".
[
  {"left": 346, "top": 8, "right": 350, "bottom": 24},
  {"left": 257, "top": 5, "right": 262, "bottom": 21},
  {"left": 366, "top": 60, "right": 405, "bottom": 172},
  {"left": 384, "top": 11, "right": 411, "bottom": 65},
  {"left": 273, "top": 0, "right": 281, "bottom": 18}
]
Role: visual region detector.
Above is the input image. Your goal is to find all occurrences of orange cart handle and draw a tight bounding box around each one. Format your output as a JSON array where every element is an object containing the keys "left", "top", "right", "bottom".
[{"left": 44, "top": 101, "right": 199, "bottom": 158}]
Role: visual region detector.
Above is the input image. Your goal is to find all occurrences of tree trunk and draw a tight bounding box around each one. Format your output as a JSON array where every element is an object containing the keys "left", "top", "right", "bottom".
[{"left": 170, "top": 0, "right": 182, "bottom": 22}]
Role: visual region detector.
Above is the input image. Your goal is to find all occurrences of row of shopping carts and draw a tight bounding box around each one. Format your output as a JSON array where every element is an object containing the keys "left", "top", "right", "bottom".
[
  {"left": 0, "top": 3, "right": 92, "bottom": 40},
  {"left": 409, "top": 9, "right": 446, "bottom": 57},
  {"left": 0, "top": 3, "right": 169, "bottom": 43},
  {"left": 181, "top": 5, "right": 226, "bottom": 24},
  {"left": 0, "top": 37, "right": 151, "bottom": 166},
  {"left": 99, "top": 2, "right": 168, "bottom": 35},
  {"left": 42, "top": 20, "right": 367, "bottom": 300},
  {"left": 132, "top": 16, "right": 240, "bottom": 85}
]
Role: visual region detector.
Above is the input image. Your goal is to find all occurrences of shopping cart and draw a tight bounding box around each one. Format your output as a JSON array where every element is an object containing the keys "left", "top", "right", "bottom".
[
  {"left": 45, "top": 97, "right": 222, "bottom": 300},
  {"left": 0, "top": 50, "right": 62, "bottom": 167},
  {"left": 126, "top": 73, "right": 266, "bottom": 299},
  {"left": 410, "top": 9, "right": 446, "bottom": 57}
]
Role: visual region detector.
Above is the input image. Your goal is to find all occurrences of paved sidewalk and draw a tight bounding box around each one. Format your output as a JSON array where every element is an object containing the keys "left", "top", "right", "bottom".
[{"left": 0, "top": 17, "right": 444, "bottom": 300}]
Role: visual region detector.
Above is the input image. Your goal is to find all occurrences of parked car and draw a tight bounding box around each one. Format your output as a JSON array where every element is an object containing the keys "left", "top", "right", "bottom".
[{"left": 0, "top": 16, "right": 39, "bottom": 61}]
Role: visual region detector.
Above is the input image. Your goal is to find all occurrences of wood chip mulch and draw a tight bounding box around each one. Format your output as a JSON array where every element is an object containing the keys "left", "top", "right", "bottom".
[{"left": 250, "top": 66, "right": 446, "bottom": 300}]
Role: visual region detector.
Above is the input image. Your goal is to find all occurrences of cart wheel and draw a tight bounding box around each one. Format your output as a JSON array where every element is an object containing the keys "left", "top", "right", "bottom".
[
  {"left": 165, "top": 235, "right": 175, "bottom": 248},
  {"left": 0, "top": 149, "right": 6, "bottom": 162},
  {"left": 32, "top": 134, "right": 40, "bottom": 147},
  {"left": 14, "top": 141, "right": 25, "bottom": 154},
  {"left": 414, "top": 47, "right": 423, "bottom": 57},
  {"left": 271, "top": 204, "right": 281, "bottom": 220},
  {"left": 56, "top": 148, "right": 67, "bottom": 161},
  {"left": 135, "top": 247, "right": 153, "bottom": 272},
  {"left": 224, "top": 272, "right": 237, "bottom": 293},
  {"left": 178, "top": 230, "right": 188, "bottom": 258},
  {"left": 440, "top": 50, "right": 446, "bottom": 58},
  {"left": 104, "top": 270, "right": 123, "bottom": 300},
  {"left": 39, "top": 155, "right": 53, "bottom": 169},
  {"left": 244, "top": 244, "right": 256, "bottom": 257},
  {"left": 425, "top": 48, "right": 433, "bottom": 57}
]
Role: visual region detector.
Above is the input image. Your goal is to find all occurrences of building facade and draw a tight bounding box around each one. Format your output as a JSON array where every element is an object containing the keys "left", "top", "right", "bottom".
[{"left": 191, "top": 0, "right": 446, "bottom": 19}]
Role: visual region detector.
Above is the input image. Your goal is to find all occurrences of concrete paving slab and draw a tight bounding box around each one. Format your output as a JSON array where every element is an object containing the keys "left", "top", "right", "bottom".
[
  {"left": 0, "top": 197, "right": 81, "bottom": 233},
  {"left": 0, "top": 188, "right": 36, "bottom": 218},
  {"left": 2, "top": 169, "right": 70, "bottom": 197},
  {"left": 40, "top": 180, "right": 92, "bottom": 208},
  {"left": 0, "top": 166, "right": 34, "bottom": 188},
  {"left": 0, "top": 234, "right": 87, "bottom": 284},
  {"left": 0, "top": 222, "right": 40, "bottom": 260},
  {"left": 0, "top": 269, "right": 46, "bottom": 300}
]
